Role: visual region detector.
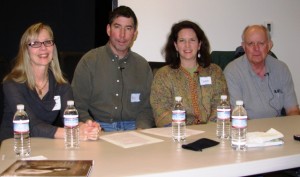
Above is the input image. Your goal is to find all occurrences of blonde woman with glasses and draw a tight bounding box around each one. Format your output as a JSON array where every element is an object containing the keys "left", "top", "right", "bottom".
[{"left": 0, "top": 23, "right": 100, "bottom": 143}]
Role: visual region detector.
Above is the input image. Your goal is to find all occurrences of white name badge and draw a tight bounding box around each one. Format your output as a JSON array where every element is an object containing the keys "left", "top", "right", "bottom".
[
  {"left": 199, "top": 76, "right": 212, "bottom": 85},
  {"left": 52, "top": 96, "right": 61, "bottom": 111},
  {"left": 131, "top": 93, "right": 141, "bottom": 103}
]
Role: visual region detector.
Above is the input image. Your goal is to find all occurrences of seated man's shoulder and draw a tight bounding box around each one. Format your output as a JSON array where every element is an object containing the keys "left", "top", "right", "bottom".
[
  {"left": 76, "top": 46, "right": 107, "bottom": 68},
  {"left": 224, "top": 56, "right": 243, "bottom": 73},
  {"left": 267, "top": 56, "right": 289, "bottom": 71},
  {"left": 130, "top": 51, "right": 148, "bottom": 62},
  {"left": 84, "top": 47, "right": 105, "bottom": 59},
  {"left": 268, "top": 56, "right": 285, "bottom": 65},
  {"left": 129, "top": 52, "right": 152, "bottom": 69}
]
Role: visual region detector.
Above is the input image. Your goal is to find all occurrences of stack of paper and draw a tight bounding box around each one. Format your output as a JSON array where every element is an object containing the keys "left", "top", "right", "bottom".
[{"left": 246, "top": 128, "right": 284, "bottom": 147}]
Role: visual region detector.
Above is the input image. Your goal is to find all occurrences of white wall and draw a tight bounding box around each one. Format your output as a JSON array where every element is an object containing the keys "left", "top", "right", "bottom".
[{"left": 119, "top": 0, "right": 300, "bottom": 103}]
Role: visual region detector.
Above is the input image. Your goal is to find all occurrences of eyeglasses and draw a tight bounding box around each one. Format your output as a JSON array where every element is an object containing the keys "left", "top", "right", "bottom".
[
  {"left": 28, "top": 40, "right": 54, "bottom": 48},
  {"left": 244, "top": 41, "right": 266, "bottom": 48}
]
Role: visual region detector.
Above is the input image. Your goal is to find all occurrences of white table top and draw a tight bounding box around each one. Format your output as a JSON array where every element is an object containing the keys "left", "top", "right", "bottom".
[{"left": 1, "top": 115, "right": 300, "bottom": 177}]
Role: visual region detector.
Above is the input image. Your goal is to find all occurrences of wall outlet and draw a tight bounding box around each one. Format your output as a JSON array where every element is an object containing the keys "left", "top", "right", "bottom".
[{"left": 264, "top": 21, "right": 273, "bottom": 37}]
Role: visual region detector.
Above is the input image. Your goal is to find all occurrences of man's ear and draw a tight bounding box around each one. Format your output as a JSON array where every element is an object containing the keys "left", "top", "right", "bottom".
[
  {"left": 106, "top": 24, "right": 111, "bottom": 37},
  {"left": 268, "top": 40, "right": 273, "bottom": 51},
  {"left": 133, "top": 30, "right": 138, "bottom": 41},
  {"left": 241, "top": 42, "right": 246, "bottom": 51}
]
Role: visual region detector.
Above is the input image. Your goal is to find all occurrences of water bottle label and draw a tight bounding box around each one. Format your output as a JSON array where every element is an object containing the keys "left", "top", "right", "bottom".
[
  {"left": 64, "top": 115, "right": 79, "bottom": 127},
  {"left": 172, "top": 110, "right": 186, "bottom": 121},
  {"left": 217, "top": 109, "right": 231, "bottom": 120},
  {"left": 232, "top": 119, "right": 247, "bottom": 128},
  {"left": 13, "top": 121, "right": 29, "bottom": 133},
  {"left": 232, "top": 116, "right": 247, "bottom": 119}
]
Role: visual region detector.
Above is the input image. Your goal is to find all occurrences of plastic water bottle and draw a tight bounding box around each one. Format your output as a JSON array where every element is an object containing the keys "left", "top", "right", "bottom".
[
  {"left": 231, "top": 100, "right": 247, "bottom": 151},
  {"left": 13, "top": 104, "right": 31, "bottom": 157},
  {"left": 172, "top": 96, "right": 186, "bottom": 142},
  {"left": 64, "top": 100, "right": 79, "bottom": 149},
  {"left": 216, "top": 95, "right": 231, "bottom": 139}
]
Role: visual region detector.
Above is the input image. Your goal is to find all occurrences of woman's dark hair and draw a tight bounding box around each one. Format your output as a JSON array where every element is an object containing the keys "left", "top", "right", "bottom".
[
  {"left": 163, "top": 20, "right": 211, "bottom": 69},
  {"left": 109, "top": 6, "right": 138, "bottom": 29}
]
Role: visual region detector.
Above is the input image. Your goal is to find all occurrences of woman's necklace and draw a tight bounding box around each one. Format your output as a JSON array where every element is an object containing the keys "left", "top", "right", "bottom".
[{"left": 35, "top": 78, "right": 48, "bottom": 96}]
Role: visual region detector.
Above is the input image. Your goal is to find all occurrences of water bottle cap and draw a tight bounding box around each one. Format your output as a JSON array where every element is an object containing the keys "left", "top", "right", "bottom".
[
  {"left": 175, "top": 96, "right": 182, "bottom": 101},
  {"left": 221, "top": 95, "right": 227, "bottom": 100},
  {"left": 67, "top": 100, "right": 75, "bottom": 106},
  {"left": 16, "top": 104, "right": 24, "bottom": 110},
  {"left": 236, "top": 100, "right": 243, "bottom": 106}
]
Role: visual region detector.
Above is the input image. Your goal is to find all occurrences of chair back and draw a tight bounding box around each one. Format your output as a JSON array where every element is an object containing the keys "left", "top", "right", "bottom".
[{"left": 210, "top": 51, "right": 235, "bottom": 70}]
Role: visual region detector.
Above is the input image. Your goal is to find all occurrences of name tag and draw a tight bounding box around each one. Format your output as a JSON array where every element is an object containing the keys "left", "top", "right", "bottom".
[
  {"left": 199, "top": 76, "right": 212, "bottom": 85},
  {"left": 52, "top": 96, "right": 61, "bottom": 111},
  {"left": 131, "top": 93, "right": 141, "bottom": 102}
]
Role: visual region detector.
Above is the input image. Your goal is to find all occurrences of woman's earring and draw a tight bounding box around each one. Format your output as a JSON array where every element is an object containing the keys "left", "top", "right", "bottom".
[{"left": 198, "top": 51, "right": 201, "bottom": 58}]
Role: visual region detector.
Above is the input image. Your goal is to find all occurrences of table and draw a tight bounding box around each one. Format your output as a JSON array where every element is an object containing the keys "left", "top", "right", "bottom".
[{"left": 1, "top": 115, "right": 300, "bottom": 177}]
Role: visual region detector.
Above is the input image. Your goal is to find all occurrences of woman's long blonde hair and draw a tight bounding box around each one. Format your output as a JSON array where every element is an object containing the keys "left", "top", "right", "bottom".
[{"left": 4, "top": 22, "right": 67, "bottom": 90}]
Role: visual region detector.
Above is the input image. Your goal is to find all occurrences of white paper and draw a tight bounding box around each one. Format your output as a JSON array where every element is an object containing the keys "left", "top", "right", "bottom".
[
  {"left": 100, "top": 131, "right": 163, "bottom": 148},
  {"left": 52, "top": 96, "right": 61, "bottom": 111},
  {"left": 246, "top": 139, "right": 284, "bottom": 147},
  {"left": 246, "top": 128, "right": 284, "bottom": 147},
  {"left": 140, "top": 127, "right": 205, "bottom": 138}
]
